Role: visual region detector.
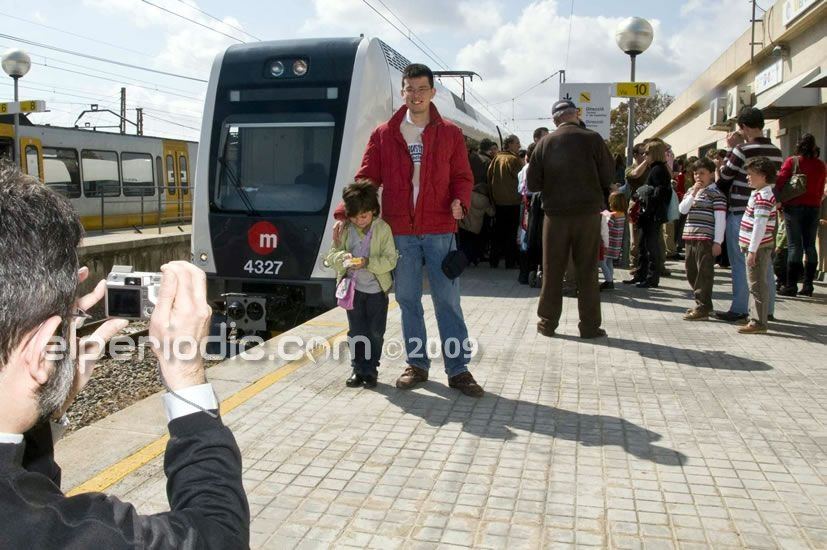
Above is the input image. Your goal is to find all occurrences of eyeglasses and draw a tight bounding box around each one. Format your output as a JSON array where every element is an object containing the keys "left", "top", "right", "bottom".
[{"left": 403, "top": 86, "right": 432, "bottom": 97}]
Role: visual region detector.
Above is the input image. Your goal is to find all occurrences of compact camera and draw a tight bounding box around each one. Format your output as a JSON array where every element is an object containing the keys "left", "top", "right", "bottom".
[{"left": 105, "top": 265, "right": 162, "bottom": 320}]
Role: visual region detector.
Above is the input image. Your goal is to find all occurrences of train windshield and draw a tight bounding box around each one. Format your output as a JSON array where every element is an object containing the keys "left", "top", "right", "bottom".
[{"left": 215, "top": 113, "right": 335, "bottom": 213}]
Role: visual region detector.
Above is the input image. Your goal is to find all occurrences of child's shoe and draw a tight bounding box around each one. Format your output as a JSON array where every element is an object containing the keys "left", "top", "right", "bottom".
[
  {"left": 346, "top": 372, "right": 364, "bottom": 387},
  {"left": 600, "top": 281, "right": 614, "bottom": 291}
]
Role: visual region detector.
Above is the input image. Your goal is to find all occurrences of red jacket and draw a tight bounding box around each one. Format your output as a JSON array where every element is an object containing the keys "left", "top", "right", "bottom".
[
  {"left": 336, "top": 103, "right": 473, "bottom": 235},
  {"left": 775, "top": 155, "right": 826, "bottom": 207}
]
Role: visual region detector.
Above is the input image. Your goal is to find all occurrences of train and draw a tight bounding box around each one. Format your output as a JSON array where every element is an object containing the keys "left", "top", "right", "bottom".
[
  {"left": 190, "top": 36, "right": 502, "bottom": 333},
  {"left": 0, "top": 117, "right": 197, "bottom": 231}
]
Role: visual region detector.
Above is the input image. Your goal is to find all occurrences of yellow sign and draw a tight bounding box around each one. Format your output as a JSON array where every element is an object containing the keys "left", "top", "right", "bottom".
[
  {"left": 613, "top": 82, "right": 655, "bottom": 98},
  {"left": 0, "top": 100, "right": 46, "bottom": 114},
  {"left": 579, "top": 92, "right": 591, "bottom": 103}
]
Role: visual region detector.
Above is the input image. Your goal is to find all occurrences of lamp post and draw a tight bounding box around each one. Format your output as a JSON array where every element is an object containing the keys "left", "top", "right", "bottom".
[
  {"left": 615, "top": 17, "right": 653, "bottom": 167},
  {"left": 2, "top": 49, "right": 32, "bottom": 166}
]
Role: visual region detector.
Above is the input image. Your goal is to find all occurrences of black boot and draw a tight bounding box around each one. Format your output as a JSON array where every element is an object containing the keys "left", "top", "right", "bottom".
[
  {"left": 800, "top": 262, "right": 817, "bottom": 297},
  {"left": 346, "top": 371, "right": 364, "bottom": 387},
  {"left": 779, "top": 262, "right": 803, "bottom": 297}
]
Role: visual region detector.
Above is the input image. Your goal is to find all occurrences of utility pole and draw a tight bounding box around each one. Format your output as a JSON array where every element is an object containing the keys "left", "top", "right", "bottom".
[
  {"left": 119, "top": 87, "right": 126, "bottom": 134},
  {"left": 136, "top": 108, "right": 143, "bottom": 136}
]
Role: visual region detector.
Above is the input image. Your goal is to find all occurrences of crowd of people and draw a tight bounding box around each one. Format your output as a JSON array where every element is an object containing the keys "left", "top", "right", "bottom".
[{"left": 462, "top": 105, "right": 827, "bottom": 336}]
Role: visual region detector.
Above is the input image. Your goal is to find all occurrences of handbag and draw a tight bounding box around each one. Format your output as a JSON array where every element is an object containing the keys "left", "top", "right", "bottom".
[
  {"left": 442, "top": 233, "right": 468, "bottom": 280},
  {"left": 336, "top": 225, "right": 374, "bottom": 310},
  {"left": 779, "top": 156, "right": 808, "bottom": 203},
  {"left": 666, "top": 187, "right": 680, "bottom": 222}
]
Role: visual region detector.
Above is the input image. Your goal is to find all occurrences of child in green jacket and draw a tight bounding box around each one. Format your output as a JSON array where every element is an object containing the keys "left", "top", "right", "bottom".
[{"left": 326, "top": 182, "right": 398, "bottom": 388}]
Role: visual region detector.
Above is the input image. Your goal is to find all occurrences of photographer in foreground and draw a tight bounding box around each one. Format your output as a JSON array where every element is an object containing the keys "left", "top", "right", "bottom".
[{"left": 0, "top": 165, "right": 249, "bottom": 549}]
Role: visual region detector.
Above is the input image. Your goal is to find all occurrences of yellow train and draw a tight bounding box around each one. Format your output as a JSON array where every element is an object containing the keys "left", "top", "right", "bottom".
[{"left": 0, "top": 118, "right": 197, "bottom": 230}]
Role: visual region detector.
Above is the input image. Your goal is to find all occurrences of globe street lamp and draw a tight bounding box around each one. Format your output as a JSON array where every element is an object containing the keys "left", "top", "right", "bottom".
[
  {"left": 2, "top": 49, "right": 32, "bottom": 165},
  {"left": 615, "top": 17, "right": 654, "bottom": 167}
]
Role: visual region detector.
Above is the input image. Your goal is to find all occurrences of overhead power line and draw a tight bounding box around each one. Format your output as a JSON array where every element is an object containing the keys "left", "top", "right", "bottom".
[
  {"left": 141, "top": 0, "right": 244, "bottom": 43},
  {"left": 143, "top": 112, "right": 200, "bottom": 132},
  {"left": 0, "top": 12, "right": 152, "bottom": 58},
  {"left": 173, "top": 0, "right": 262, "bottom": 41},
  {"left": 0, "top": 33, "right": 208, "bottom": 82}
]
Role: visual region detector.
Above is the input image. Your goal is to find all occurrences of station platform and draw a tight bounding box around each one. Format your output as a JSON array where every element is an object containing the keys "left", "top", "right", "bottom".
[{"left": 55, "top": 264, "right": 827, "bottom": 549}]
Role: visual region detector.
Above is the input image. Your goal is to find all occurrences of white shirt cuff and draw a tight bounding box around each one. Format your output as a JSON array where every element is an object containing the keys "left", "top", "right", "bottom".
[
  {"left": 0, "top": 433, "right": 24, "bottom": 444},
  {"left": 162, "top": 383, "right": 218, "bottom": 421}
]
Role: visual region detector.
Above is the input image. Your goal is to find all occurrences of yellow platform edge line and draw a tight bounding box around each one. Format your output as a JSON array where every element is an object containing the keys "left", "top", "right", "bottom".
[{"left": 66, "top": 302, "right": 397, "bottom": 496}]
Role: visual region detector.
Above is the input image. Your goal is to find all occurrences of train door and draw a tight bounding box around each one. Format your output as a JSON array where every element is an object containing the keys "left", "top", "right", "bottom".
[
  {"left": 162, "top": 140, "right": 188, "bottom": 223},
  {"left": 20, "top": 137, "right": 43, "bottom": 180}
]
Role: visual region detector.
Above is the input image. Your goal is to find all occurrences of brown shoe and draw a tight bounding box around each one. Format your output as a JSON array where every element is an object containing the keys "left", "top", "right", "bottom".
[
  {"left": 537, "top": 321, "right": 556, "bottom": 337},
  {"left": 683, "top": 309, "right": 709, "bottom": 321},
  {"left": 395, "top": 366, "right": 428, "bottom": 389},
  {"left": 448, "top": 371, "right": 484, "bottom": 397},
  {"left": 738, "top": 322, "right": 767, "bottom": 334}
]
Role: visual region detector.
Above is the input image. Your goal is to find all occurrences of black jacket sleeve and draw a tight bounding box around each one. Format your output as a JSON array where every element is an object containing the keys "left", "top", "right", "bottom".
[{"left": 8, "top": 412, "right": 250, "bottom": 549}]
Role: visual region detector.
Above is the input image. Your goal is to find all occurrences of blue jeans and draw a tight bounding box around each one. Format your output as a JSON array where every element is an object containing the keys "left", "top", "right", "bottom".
[
  {"left": 784, "top": 205, "right": 820, "bottom": 264},
  {"left": 599, "top": 258, "right": 614, "bottom": 282},
  {"left": 726, "top": 213, "right": 775, "bottom": 315},
  {"left": 393, "top": 234, "right": 471, "bottom": 377}
]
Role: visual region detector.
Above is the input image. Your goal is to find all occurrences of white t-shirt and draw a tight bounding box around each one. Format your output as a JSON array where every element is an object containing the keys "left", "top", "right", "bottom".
[{"left": 400, "top": 110, "right": 426, "bottom": 208}]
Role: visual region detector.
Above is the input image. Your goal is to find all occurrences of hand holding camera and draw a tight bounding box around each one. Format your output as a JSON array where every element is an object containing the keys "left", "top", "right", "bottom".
[{"left": 147, "top": 261, "right": 212, "bottom": 391}]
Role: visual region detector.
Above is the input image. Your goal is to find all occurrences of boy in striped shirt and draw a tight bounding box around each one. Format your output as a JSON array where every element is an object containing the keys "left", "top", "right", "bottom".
[
  {"left": 737, "top": 157, "right": 778, "bottom": 334},
  {"left": 678, "top": 157, "right": 726, "bottom": 320}
]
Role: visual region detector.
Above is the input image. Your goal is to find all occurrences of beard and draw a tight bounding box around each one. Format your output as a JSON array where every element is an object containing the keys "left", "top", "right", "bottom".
[{"left": 36, "top": 325, "right": 76, "bottom": 421}]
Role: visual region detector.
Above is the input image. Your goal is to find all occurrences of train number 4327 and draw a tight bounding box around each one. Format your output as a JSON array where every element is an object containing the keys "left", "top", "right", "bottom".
[{"left": 243, "top": 260, "right": 284, "bottom": 275}]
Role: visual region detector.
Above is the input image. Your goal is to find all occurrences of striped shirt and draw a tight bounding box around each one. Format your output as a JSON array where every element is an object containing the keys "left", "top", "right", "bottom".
[
  {"left": 681, "top": 184, "right": 727, "bottom": 242},
  {"left": 739, "top": 186, "right": 777, "bottom": 252},
  {"left": 719, "top": 138, "right": 783, "bottom": 214},
  {"left": 606, "top": 213, "right": 625, "bottom": 260}
]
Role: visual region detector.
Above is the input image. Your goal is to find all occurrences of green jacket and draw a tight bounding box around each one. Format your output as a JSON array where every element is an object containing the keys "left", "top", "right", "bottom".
[{"left": 326, "top": 218, "right": 398, "bottom": 292}]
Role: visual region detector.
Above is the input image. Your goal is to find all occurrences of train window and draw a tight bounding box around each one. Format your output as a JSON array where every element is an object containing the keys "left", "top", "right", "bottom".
[
  {"left": 121, "top": 152, "right": 155, "bottom": 197},
  {"left": 81, "top": 150, "right": 120, "bottom": 198},
  {"left": 166, "top": 155, "right": 176, "bottom": 195},
  {"left": 179, "top": 154, "right": 189, "bottom": 195},
  {"left": 215, "top": 116, "right": 335, "bottom": 213},
  {"left": 42, "top": 147, "right": 81, "bottom": 198},
  {"left": 25, "top": 145, "right": 41, "bottom": 180}
]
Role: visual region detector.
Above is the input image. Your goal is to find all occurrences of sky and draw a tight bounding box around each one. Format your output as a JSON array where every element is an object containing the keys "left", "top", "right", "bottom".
[{"left": 0, "top": 0, "right": 757, "bottom": 145}]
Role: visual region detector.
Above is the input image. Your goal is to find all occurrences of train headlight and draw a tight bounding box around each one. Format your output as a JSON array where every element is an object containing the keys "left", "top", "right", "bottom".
[
  {"left": 269, "top": 61, "right": 285, "bottom": 77},
  {"left": 292, "top": 59, "right": 308, "bottom": 76},
  {"left": 199, "top": 252, "right": 208, "bottom": 263}
]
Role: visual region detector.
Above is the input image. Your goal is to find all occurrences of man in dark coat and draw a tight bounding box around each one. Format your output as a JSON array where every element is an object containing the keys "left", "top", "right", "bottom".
[{"left": 527, "top": 99, "right": 614, "bottom": 338}]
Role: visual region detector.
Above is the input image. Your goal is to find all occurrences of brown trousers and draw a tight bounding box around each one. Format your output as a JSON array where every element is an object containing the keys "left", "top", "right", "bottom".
[
  {"left": 685, "top": 240, "right": 715, "bottom": 313},
  {"left": 747, "top": 247, "right": 773, "bottom": 328},
  {"left": 538, "top": 213, "right": 602, "bottom": 335}
]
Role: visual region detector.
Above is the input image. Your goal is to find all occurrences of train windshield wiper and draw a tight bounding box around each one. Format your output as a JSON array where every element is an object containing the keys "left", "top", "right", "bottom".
[{"left": 217, "top": 154, "right": 259, "bottom": 217}]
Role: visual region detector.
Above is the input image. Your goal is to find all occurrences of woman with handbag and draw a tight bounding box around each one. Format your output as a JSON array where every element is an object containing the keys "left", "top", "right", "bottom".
[
  {"left": 632, "top": 140, "right": 672, "bottom": 288},
  {"left": 775, "top": 134, "right": 827, "bottom": 297}
]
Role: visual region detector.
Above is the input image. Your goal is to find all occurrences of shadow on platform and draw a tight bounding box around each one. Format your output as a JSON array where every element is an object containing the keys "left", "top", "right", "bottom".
[
  {"left": 554, "top": 334, "right": 774, "bottom": 371},
  {"left": 378, "top": 383, "right": 688, "bottom": 467}
]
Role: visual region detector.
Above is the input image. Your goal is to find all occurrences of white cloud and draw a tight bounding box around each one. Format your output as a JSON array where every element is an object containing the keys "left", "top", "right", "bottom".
[
  {"left": 451, "top": 0, "right": 753, "bottom": 143},
  {"left": 458, "top": 0, "right": 503, "bottom": 33}
]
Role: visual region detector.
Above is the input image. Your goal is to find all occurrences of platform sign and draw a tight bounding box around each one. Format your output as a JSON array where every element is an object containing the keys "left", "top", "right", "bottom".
[
  {"left": 613, "top": 82, "right": 655, "bottom": 98},
  {"left": 0, "top": 100, "right": 46, "bottom": 115},
  {"left": 559, "top": 83, "right": 611, "bottom": 139}
]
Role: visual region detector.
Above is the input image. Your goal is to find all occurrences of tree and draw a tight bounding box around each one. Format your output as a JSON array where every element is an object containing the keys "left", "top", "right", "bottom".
[{"left": 607, "top": 91, "right": 675, "bottom": 158}]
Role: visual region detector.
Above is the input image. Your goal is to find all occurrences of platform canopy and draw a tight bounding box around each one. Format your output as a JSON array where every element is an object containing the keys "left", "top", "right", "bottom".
[{"left": 754, "top": 67, "right": 822, "bottom": 119}]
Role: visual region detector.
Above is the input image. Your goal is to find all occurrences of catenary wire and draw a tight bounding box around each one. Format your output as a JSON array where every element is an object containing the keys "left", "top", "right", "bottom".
[
  {"left": 172, "top": 0, "right": 262, "bottom": 41},
  {"left": 140, "top": 0, "right": 245, "bottom": 43},
  {"left": 0, "top": 33, "right": 208, "bottom": 82}
]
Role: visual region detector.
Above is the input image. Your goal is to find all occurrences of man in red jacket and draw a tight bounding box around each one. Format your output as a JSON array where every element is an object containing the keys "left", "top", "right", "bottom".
[{"left": 335, "top": 63, "right": 482, "bottom": 397}]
